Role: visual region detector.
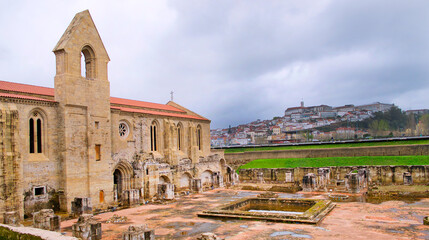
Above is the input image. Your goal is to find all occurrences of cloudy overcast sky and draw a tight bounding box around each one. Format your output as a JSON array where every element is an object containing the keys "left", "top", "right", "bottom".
[{"left": 1, "top": 1, "right": 428, "bottom": 129}]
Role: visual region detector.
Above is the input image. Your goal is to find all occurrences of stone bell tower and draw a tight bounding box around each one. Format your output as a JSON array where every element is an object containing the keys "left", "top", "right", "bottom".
[{"left": 53, "top": 10, "right": 112, "bottom": 212}]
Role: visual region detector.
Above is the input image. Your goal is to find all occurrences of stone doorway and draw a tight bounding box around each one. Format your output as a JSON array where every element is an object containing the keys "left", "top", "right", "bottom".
[
  {"left": 114, "top": 169, "right": 122, "bottom": 201},
  {"left": 113, "top": 161, "right": 134, "bottom": 203}
]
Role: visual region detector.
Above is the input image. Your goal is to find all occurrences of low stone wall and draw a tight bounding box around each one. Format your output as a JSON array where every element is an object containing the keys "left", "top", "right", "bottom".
[
  {"left": 239, "top": 165, "right": 429, "bottom": 186},
  {"left": 225, "top": 144, "right": 429, "bottom": 169},
  {"left": 0, "top": 224, "right": 77, "bottom": 240}
]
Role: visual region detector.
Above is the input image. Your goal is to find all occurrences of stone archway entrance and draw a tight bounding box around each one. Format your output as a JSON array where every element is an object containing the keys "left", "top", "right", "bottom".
[{"left": 113, "top": 161, "right": 134, "bottom": 203}]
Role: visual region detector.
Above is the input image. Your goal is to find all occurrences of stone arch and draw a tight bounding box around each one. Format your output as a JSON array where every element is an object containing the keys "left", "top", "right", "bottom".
[
  {"left": 180, "top": 172, "right": 192, "bottom": 188},
  {"left": 113, "top": 160, "right": 133, "bottom": 201},
  {"left": 81, "top": 45, "right": 96, "bottom": 79},
  {"left": 159, "top": 175, "right": 171, "bottom": 184},
  {"left": 201, "top": 170, "right": 213, "bottom": 187}
]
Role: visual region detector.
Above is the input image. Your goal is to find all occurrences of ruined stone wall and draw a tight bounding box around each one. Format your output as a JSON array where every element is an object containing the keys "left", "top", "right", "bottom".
[
  {"left": 239, "top": 165, "right": 429, "bottom": 186},
  {"left": 0, "top": 104, "right": 22, "bottom": 221},
  {"left": 225, "top": 144, "right": 429, "bottom": 169}
]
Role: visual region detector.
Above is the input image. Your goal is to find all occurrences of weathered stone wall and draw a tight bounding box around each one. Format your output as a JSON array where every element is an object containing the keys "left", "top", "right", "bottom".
[
  {"left": 225, "top": 144, "right": 429, "bottom": 169},
  {"left": 0, "top": 104, "right": 23, "bottom": 221},
  {"left": 239, "top": 165, "right": 429, "bottom": 186},
  {"left": 11, "top": 103, "right": 61, "bottom": 217}
]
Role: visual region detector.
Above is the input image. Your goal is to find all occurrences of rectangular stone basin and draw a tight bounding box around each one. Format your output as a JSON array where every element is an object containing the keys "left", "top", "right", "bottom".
[{"left": 198, "top": 198, "right": 335, "bottom": 224}]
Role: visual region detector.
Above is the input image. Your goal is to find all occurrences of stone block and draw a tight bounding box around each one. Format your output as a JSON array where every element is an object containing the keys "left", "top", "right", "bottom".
[
  {"left": 72, "top": 214, "right": 101, "bottom": 240},
  {"left": 122, "top": 189, "right": 140, "bottom": 206},
  {"left": 122, "top": 224, "right": 155, "bottom": 240},
  {"left": 71, "top": 197, "right": 92, "bottom": 217},
  {"left": 157, "top": 183, "right": 175, "bottom": 200},
  {"left": 197, "top": 232, "right": 221, "bottom": 240},
  {"left": 191, "top": 178, "right": 202, "bottom": 193},
  {"left": 3, "top": 211, "right": 20, "bottom": 226},
  {"left": 302, "top": 173, "right": 316, "bottom": 192},
  {"left": 33, "top": 209, "right": 61, "bottom": 232}
]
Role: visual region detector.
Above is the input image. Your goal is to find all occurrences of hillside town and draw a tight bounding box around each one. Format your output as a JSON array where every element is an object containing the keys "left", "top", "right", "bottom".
[{"left": 211, "top": 101, "right": 429, "bottom": 147}]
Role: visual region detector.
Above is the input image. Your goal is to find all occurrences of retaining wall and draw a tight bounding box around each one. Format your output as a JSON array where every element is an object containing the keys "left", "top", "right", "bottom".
[{"left": 225, "top": 144, "right": 429, "bottom": 169}]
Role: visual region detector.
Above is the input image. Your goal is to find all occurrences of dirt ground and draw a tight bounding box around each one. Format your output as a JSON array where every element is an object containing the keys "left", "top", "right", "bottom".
[{"left": 61, "top": 189, "right": 429, "bottom": 239}]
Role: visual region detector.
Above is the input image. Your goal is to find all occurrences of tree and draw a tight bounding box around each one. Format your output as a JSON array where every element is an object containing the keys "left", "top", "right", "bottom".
[
  {"left": 370, "top": 119, "right": 389, "bottom": 136},
  {"left": 418, "top": 114, "right": 429, "bottom": 135}
]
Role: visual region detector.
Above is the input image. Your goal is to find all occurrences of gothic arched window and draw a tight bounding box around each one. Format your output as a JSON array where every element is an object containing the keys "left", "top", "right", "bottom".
[
  {"left": 29, "top": 111, "right": 43, "bottom": 153},
  {"left": 150, "top": 121, "right": 158, "bottom": 151},
  {"left": 196, "top": 125, "right": 202, "bottom": 151},
  {"left": 177, "top": 123, "right": 183, "bottom": 150}
]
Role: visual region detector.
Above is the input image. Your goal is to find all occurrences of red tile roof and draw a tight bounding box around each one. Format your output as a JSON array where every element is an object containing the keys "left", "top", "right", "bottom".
[
  {"left": 0, "top": 80, "right": 55, "bottom": 96},
  {"left": 0, "top": 80, "right": 205, "bottom": 120},
  {"left": 0, "top": 80, "right": 182, "bottom": 111},
  {"left": 111, "top": 106, "right": 207, "bottom": 120},
  {"left": 0, "top": 92, "right": 56, "bottom": 102},
  {"left": 110, "top": 97, "right": 185, "bottom": 113}
]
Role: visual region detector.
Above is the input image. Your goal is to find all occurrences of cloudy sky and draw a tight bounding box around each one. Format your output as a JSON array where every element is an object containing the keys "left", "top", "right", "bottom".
[{"left": 1, "top": 1, "right": 428, "bottom": 129}]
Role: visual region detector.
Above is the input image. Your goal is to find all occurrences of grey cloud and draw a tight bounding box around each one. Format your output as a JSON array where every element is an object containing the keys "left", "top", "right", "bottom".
[{"left": 0, "top": 1, "right": 428, "bottom": 128}]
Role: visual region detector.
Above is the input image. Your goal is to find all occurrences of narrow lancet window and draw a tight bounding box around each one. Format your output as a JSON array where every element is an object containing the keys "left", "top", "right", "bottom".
[
  {"left": 150, "top": 121, "right": 158, "bottom": 151},
  {"left": 29, "top": 119, "right": 34, "bottom": 153}
]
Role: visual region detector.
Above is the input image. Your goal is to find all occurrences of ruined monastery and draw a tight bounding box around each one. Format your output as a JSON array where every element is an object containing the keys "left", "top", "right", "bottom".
[{"left": 0, "top": 10, "right": 233, "bottom": 220}]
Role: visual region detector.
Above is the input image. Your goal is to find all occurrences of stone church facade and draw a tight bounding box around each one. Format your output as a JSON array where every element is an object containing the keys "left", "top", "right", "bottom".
[{"left": 0, "top": 10, "right": 233, "bottom": 220}]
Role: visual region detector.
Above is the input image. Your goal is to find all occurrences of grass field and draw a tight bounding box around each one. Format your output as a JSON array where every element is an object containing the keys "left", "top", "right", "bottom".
[
  {"left": 237, "top": 155, "right": 429, "bottom": 170},
  {"left": 224, "top": 139, "right": 429, "bottom": 153}
]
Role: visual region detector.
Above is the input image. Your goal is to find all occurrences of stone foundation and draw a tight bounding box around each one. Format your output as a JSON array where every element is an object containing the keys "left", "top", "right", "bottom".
[
  {"left": 239, "top": 165, "right": 427, "bottom": 193},
  {"left": 72, "top": 214, "right": 101, "bottom": 240},
  {"left": 122, "top": 224, "right": 154, "bottom": 240},
  {"left": 33, "top": 209, "right": 60, "bottom": 232}
]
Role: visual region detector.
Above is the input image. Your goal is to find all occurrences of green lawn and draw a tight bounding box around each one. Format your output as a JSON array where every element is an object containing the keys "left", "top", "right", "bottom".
[
  {"left": 238, "top": 155, "right": 429, "bottom": 170},
  {"left": 224, "top": 139, "right": 429, "bottom": 153}
]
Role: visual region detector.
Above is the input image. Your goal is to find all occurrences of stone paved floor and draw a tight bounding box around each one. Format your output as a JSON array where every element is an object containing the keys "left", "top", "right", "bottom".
[{"left": 61, "top": 189, "right": 429, "bottom": 239}]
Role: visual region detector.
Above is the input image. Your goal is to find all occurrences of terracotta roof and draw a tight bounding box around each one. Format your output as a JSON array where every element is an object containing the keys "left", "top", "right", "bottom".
[
  {"left": 110, "top": 97, "right": 185, "bottom": 113},
  {"left": 0, "top": 92, "right": 56, "bottom": 102},
  {"left": 111, "top": 106, "right": 208, "bottom": 121},
  {"left": 0, "top": 80, "right": 55, "bottom": 96},
  {"left": 0, "top": 80, "right": 186, "bottom": 113}
]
